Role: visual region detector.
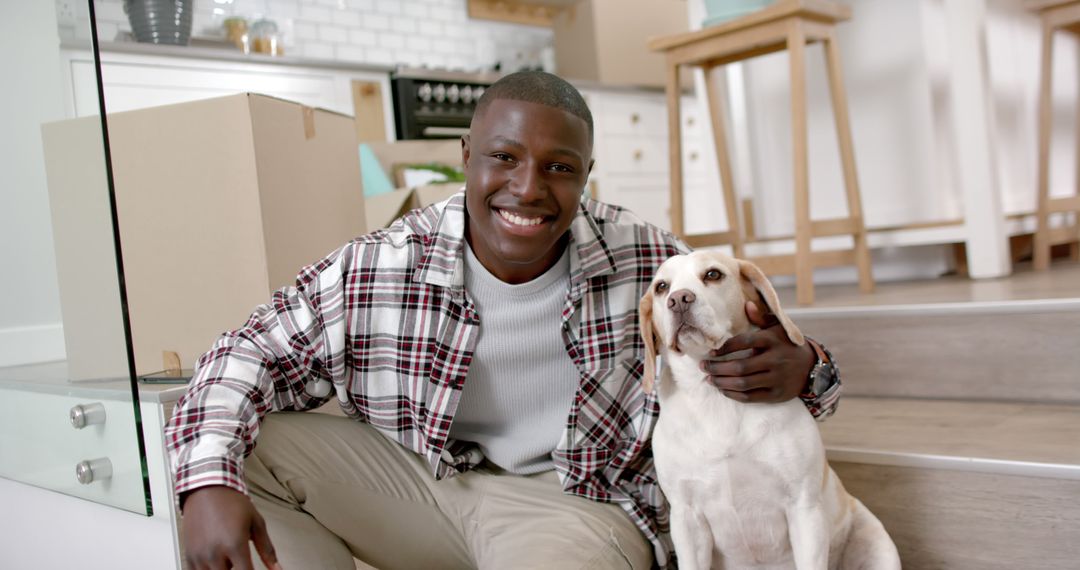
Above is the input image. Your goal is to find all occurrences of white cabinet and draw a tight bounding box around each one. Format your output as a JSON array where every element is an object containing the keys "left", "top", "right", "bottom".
[
  {"left": 61, "top": 43, "right": 394, "bottom": 139},
  {"left": 582, "top": 87, "right": 724, "bottom": 234}
]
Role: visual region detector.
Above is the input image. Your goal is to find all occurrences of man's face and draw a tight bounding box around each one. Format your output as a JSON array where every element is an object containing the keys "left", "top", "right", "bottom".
[{"left": 462, "top": 98, "right": 593, "bottom": 284}]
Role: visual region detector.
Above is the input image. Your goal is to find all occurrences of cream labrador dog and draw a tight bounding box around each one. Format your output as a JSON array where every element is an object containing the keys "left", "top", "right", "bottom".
[{"left": 639, "top": 251, "right": 900, "bottom": 570}]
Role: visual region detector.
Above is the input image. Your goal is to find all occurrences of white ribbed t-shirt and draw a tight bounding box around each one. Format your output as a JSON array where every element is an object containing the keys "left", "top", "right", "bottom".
[{"left": 448, "top": 242, "right": 580, "bottom": 474}]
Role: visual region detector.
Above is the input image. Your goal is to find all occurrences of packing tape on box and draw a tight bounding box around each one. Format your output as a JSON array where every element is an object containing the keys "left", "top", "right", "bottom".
[{"left": 303, "top": 106, "right": 316, "bottom": 140}]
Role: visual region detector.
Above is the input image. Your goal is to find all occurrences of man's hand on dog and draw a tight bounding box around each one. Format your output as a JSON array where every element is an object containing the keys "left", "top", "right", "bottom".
[{"left": 701, "top": 301, "right": 816, "bottom": 403}]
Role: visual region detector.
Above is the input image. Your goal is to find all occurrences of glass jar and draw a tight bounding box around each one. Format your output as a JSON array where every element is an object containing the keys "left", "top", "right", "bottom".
[{"left": 249, "top": 18, "right": 283, "bottom": 56}]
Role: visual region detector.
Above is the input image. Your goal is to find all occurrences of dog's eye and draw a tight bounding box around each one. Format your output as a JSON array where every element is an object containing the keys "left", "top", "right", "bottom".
[
  {"left": 655, "top": 281, "right": 669, "bottom": 293},
  {"left": 703, "top": 269, "right": 724, "bottom": 282}
]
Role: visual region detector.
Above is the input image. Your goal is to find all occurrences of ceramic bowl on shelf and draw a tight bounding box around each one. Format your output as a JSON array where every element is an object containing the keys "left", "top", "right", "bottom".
[{"left": 123, "top": 0, "right": 193, "bottom": 45}]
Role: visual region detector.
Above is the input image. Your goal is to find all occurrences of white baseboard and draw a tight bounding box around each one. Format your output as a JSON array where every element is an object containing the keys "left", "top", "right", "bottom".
[{"left": 0, "top": 323, "right": 65, "bottom": 367}]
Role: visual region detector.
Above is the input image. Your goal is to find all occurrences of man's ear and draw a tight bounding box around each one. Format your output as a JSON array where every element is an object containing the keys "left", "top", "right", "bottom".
[
  {"left": 638, "top": 290, "right": 658, "bottom": 394},
  {"left": 587, "top": 158, "right": 595, "bottom": 176},
  {"left": 461, "top": 134, "right": 471, "bottom": 171},
  {"left": 738, "top": 260, "right": 804, "bottom": 346}
]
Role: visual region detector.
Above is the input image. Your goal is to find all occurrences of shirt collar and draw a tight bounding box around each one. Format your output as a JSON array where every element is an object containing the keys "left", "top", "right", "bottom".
[{"left": 413, "top": 190, "right": 617, "bottom": 291}]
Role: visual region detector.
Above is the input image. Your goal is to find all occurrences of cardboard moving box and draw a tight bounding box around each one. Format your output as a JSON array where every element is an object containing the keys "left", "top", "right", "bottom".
[
  {"left": 361, "top": 140, "right": 465, "bottom": 229},
  {"left": 43, "top": 93, "right": 367, "bottom": 377}
]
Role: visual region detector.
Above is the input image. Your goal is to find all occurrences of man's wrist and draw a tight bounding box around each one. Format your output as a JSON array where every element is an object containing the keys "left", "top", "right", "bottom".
[{"left": 800, "top": 338, "right": 835, "bottom": 399}]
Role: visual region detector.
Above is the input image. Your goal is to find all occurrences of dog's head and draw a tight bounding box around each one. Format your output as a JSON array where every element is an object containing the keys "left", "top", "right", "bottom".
[{"left": 638, "top": 251, "right": 804, "bottom": 393}]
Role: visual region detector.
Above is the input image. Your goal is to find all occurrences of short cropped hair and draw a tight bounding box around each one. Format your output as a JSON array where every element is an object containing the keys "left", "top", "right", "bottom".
[{"left": 473, "top": 71, "right": 594, "bottom": 142}]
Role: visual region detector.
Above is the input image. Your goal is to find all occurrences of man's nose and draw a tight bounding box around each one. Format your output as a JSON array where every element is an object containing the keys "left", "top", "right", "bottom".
[
  {"left": 667, "top": 289, "right": 696, "bottom": 312},
  {"left": 510, "top": 165, "right": 545, "bottom": 201}
]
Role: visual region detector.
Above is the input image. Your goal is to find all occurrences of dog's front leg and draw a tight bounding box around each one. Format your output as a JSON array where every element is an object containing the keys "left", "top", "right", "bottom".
[
  {"left": 670, "top": 504, "right": 713, "bottom": 570},
  {"left": 787, "top": 501, "right": 829, "bottom": 570}
]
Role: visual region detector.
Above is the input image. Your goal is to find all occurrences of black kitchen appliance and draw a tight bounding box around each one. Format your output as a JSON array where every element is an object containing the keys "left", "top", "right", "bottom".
[{"left": 390, "top": 67, "right": 500, "bottom": 140}]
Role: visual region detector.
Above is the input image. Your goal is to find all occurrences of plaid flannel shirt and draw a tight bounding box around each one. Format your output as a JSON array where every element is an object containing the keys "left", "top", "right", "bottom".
[{"left": 165, "top": 191, "right": 840, "bottom": 568}]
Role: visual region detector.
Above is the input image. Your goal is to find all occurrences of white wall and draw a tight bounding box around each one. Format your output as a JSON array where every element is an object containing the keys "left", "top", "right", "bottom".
[
  {"left": 0, "top": 1, "right": 68, "bottom": 366},
  {"left": 60, "top": 0, "right": 555, "bottom": 72}
]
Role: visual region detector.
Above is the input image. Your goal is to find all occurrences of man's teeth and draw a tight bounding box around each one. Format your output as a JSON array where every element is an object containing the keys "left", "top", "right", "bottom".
[{"left": 498, "top": 209, "right": 543, "bottom": 227}]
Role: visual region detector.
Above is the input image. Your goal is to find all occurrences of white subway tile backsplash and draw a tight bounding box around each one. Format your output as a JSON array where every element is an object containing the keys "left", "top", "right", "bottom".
[
  {"left": 335, "top": 44, "right": 366, "bottom": 62},
  {"left": 345, "top": 0, "right": 375, "bottom": 11},
  {"left": 377, "top": 32, "right": 405, "bottom": 50},
  {"left": 361, "top": 13, "right": 390, "bottom": 30},
  {"left": 301, "top": 41, "right": 334, "bottom": 59},
  {"left": 409, "top": 36, "right": 433, "bottom": 52},
  {"left": 293, "top": 21, "right": 319, "bottom": 40},
  {"left": 418, "top": 20, "right": 443, "bottom": 37},
  {"left": 267, "top": 1, "right": 300, "bottom": 19},
  {"left": 432, "top": 39, "right": 455, "bottom": 55},
  {"left": 319, "top": 24, "right": 348, "bottom": 43},
  {"left": 348, "top": 29, "right": 379, "bottom": 46},
  {"left": 95, "top": 2, "right": 125, "bottom": 23},
  {"left": 81, "top": 0, "right": 552, "bottom": 71},
  {"left": 391, "top": 18, "right": 417, "bottom": 34},
  {"left": 300, "top": 4, "right": 332, "bottom": 23},
  {"left": 365, "top": 47, "right": 395, "bottom": 65},
  {"left": 374, "top": 0, "right": 402, "bottom": 15},
  {"left": 331, "top": 10, "right": 361, "bottom": 26}
]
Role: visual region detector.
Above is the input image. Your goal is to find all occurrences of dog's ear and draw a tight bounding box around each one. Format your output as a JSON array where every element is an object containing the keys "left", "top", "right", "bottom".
[
  {"left": 638, "top": 289, "right": 658, "bottom": 393},
  {"left": 738, "top": 260, "right": 805, "bottom": 346}
]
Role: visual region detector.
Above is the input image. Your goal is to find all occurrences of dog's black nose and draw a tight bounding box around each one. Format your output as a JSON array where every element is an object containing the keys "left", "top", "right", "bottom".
[{"left": 667, "top": 289, "right": 696, "bottom": 312}]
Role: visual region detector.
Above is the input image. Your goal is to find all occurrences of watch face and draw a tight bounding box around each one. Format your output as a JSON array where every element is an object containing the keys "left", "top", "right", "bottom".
[{"left": 810, "top": 361, "right": 833, "bottom": 395}]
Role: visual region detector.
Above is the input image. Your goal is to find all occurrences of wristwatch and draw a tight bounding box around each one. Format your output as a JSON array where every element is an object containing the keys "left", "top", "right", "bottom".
[{"left": 800, "top": 338, "right": 835, "bottom": 399}]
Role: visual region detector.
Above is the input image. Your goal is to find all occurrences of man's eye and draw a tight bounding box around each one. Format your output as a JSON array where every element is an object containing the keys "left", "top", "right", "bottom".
[
  {"left": 492, "top": 153, "right": 513, "bottom": 161},
  {"left": 655, "top": 281, "right": 669, "bottom": 293},
  {"left": 549, "top": 163, "right": 573, "bottom": 173},
  {"left": 703, "top": 269, "right": 723, "bottom": 281}
]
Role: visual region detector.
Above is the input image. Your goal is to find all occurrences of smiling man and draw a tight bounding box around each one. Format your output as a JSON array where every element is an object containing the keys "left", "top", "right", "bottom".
[{"left": 166, "top": 71, "right": 840, "bottom": 570}]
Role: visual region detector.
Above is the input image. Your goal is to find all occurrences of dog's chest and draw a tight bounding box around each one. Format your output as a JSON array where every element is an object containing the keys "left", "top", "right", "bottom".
[{"left": 653, "top": 389, "right": 820, "bottom": 505}]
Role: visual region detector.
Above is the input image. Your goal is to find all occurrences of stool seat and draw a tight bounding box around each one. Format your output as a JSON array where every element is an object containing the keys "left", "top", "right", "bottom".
[
  {"left": 649, "top": 0, "right": 873, "bottom": 305},
  {"left": 1030, "top": 0, "right": 1080, "bottom": 269}
]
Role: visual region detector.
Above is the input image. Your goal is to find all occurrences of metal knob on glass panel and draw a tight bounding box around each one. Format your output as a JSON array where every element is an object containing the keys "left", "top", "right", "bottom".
[{"left": 70, "top": 403, "right": 107, "bottom": 429}]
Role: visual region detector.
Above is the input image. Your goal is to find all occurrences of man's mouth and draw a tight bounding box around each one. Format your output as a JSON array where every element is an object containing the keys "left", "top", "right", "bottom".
[{"left": 496, "top": 208, "right": 546, "bottom": 227}]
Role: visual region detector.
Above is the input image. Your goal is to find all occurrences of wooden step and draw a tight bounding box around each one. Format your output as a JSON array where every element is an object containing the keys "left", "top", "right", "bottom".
[
  {"left": 787, "top": 298, "right": 1080, "bottom": 403},
  {"left": 821, "top": 397, "right": 1080, "bottom": 569}
]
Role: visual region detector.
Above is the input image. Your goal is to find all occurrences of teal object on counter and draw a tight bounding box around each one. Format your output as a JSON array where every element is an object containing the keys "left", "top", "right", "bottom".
[
  {"left": 359, "top": 143, "right": 395, "bottom": 197},
  {"left": 702, "top": 0, "right": 774, "bottom": 26}
]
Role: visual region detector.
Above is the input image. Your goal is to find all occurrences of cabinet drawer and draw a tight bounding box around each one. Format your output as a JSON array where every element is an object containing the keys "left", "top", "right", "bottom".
[
  {"left": 0, "top": 387, "right": 149, "bottom": 514},
  {"left": 600, "top": 180, "right": 672, "bottom": 231},
  {"left": 603, "top": 137, "right": 668, "bottom": 176},
  {"left": 594, "top": 96, "right": 669, "bottom": 137}
]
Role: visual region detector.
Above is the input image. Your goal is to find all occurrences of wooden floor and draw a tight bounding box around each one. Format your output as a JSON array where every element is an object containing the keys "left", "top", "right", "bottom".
[{"left": 775, "top": 260, "right": 1080, "bottom": 308}]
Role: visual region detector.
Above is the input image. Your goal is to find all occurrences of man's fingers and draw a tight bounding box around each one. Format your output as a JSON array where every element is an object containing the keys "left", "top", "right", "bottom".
[
  {"left": 715, "top": 332, "right": 773, "bottom": 356},
  {"left": 709, "top": 372, "right": 770, "bottom": 393},
  {"left": 719, "top": 385, "right": 781, "bottom": 404},
  {"left": 701, "top": 354, "right": 770, "bottom": 377},
  {"left": 251, "top": 512, "right": 282, "bottom": 570}
]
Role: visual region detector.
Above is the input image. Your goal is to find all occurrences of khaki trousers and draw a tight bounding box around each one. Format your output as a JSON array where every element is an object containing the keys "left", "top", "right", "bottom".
[{"left": 245, "top": 412, "right": 653, "bottom": 570}]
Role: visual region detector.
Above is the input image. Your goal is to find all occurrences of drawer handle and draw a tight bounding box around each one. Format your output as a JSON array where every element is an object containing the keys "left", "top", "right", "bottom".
[
  {"left": 70, "top": 403, "right": 107, "bottom": 429},
  {"left": 630, "top": 113, "right": 640, "bottom": 124},
  {"left": 687, "top": 117, "right": 696, "bottom": 127},
  {"left": 689, "top": 152, "right": 699, "bottom": 162},
  {"left": 75, "top": 458, "right": 113, "bottom": 485},
  {"left": 633, "top": 149, "right": 644, "bottom": 161}
]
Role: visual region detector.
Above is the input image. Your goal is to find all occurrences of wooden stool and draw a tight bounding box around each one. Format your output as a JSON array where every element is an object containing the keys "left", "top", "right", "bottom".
[
  {"left": 648, "top": 0, "right": 873, "bottom": 305},
  {"left": 1031, "top": 0, "right": 1080, "bottom": 269}
]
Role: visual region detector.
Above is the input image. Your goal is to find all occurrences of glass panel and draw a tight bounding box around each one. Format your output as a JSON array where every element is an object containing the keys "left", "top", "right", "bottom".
[{"left": 0, "top": 1, "right": 150, "bottom": 515}]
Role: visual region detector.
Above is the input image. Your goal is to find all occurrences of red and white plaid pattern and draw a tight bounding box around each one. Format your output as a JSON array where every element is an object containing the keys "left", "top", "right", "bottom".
[{"left": 165, "top": 192, "right": 840, "bottom": 568}]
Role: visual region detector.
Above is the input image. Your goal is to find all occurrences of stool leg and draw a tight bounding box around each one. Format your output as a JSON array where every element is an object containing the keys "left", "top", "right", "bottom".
[
  {"left": 1072, "top": 42, "right": 1080, "bottom": 262},
  {"left": 667, "top": 61, "right": 686, "bottom": 239},
  {"left": 703, "top": 64, "right": 745, "bottom": 257},
  {"left": 1034, "top": 21, "right": 1055, "bottom": 270},
  {"left": 824, "top": 30, "right": 874, "bottom": 294},
  {"left": 789, "top": 21, "right": 814, "bottom": 305}
]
